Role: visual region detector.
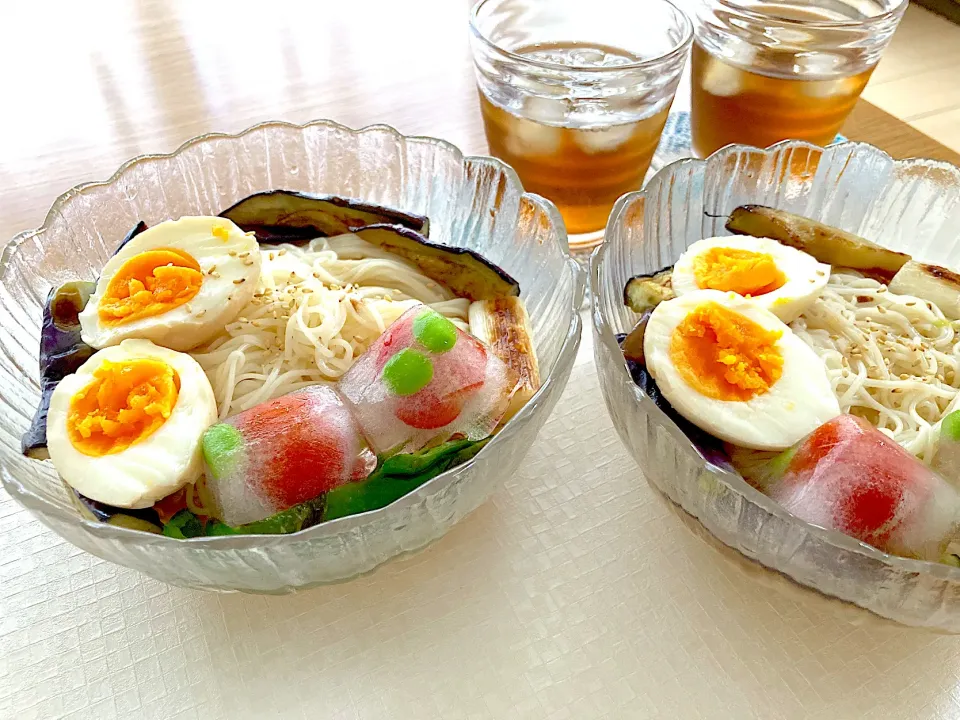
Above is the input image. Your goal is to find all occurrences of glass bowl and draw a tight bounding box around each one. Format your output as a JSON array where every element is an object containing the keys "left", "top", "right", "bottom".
[
  {"left": 591, "top": 140, "right": 960, "bottom": 631},
  {"left": 0, "top": 119, "right": 584, "bottom": 593}
]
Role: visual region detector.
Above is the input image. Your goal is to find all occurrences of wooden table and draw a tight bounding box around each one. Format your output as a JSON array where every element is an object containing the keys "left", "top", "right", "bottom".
[{"left": 3, "top": 2, "right": 960, "bottom": 719}]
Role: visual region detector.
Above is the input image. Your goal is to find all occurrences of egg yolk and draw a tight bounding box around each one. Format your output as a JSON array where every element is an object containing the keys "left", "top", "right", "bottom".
[
  {"left": 693, "top": 247, "right": 786, "bottom": 297},
  {"left": 67, "top": 359, "right": 180, "bottom": 456},
  {"left": 670, "top": 302, "right": 784, "bottom": 402},
  {"left": 98, "top": 248, "right": 202, "bottom": 325}
]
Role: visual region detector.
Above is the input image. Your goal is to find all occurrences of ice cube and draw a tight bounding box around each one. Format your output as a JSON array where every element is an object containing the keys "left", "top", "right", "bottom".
[
  {"left": 800, "top": 75, "right": 859, "bottom": 99},
  {"left": 201, "top": 385, "right": 375, "bottom": 525},
  {"left": 574, "top": 123, "right": 637, "bottom": 154},
  {"left": 700, "top": 56, "right": 743, "bottom": 97},
  {"left": 752, "top": 415, "right": 960, "bottom": 561},
  {"left": 338, "top": 305, "right": 518, "bottom": 455},
  {"left": 503, "top": 96, "right": 566, "bottom": 157}
]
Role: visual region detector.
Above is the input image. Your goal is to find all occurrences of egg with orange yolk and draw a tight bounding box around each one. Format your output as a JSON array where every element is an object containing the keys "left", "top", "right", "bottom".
[
  {"left": 46, "top": 339, "right": 218, "bottom": 508},
  {"left": 644, "top": 290, "right": 840, "bottom": 451},
  {"left": 79, "top": 216, "right": 260, "bottom": 351},
  {"left": 671, "top": 236, "right": 830, "bottom": 323}
]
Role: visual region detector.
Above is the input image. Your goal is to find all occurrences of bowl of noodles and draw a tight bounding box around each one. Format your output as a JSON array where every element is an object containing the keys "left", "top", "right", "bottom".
[
  {"left": 592, "top": 140, "right": 960, "bottom": 631},
  {"left": 0, "top": 119, "right": 583, "bottom": 593}
]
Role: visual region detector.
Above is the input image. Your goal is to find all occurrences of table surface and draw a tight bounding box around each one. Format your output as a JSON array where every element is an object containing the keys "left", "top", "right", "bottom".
[{"left": 3, "top": 2, "right": 960, "bottom": 719}]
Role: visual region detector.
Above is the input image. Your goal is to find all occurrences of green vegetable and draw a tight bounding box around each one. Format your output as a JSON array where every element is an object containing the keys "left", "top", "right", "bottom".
[
  {"left": 162, "top": 509, "right": 205, "bottom": 539},
  {"left": 942, "top": 411, "right": 960, "bottom": 443},
  {"left": 413, "top": 309, "right": 457, "bottom": 353},
  {"left": 323, "top": 438, "right": 489, "bottom": 521},
  {"left": 202, "top": 423, "right": 245, "bottom": 479},
  {"left": 207, "top": 499, "right": 324, "bottom": 536},
  {"left": 162, "top": 498, "right": 325, "bottom": 539},
  {"left": 382, "top": 349, "right": 433, "bottom": 396}
]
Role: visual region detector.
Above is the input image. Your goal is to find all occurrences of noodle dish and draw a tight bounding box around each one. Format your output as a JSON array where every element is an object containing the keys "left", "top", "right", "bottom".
[
  {"left": 620, "top": 204, "right": 960, "bottom": 566},
  {"left": 23, "top": 191, "right": 539, "bottom": 538}
]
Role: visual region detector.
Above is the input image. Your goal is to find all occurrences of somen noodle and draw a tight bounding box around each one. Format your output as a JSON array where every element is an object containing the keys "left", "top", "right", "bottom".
[
  {"left": 191, "top": 234, "right": 470, "bottom": 420},
  {"left": 791, "top": 271, "right": 960, "bottom": 464}
]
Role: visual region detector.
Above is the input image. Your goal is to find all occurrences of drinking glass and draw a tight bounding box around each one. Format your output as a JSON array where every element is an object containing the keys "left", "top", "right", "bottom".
[
  {"left": 690, "top": 0, "right": 907, "bottom": 158},
  {"left": 470, "top": 0, "right": 693, "bottom": 252}
]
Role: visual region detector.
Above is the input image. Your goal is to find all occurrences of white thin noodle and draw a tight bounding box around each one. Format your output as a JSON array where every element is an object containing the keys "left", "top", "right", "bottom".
[
  {"left": 791, "top": 271, "right": 960, "bottom": 464},
  {"left": 190, "top": 234, "right": 470, "bottom": 420}
]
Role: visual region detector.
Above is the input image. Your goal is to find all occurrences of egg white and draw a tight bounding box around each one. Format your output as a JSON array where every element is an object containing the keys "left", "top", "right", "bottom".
[
  {"left": 80, "top": 216, "right": 261, "bottom": 351},
  {"left": 644, "top": 290, "right": 841, "bottom": 451},
  {"left": 46, "top": 339, "right": 218, "bottom": 508},
  {"left": 671, "top": 235, "right": 830, "bottom": 323}
]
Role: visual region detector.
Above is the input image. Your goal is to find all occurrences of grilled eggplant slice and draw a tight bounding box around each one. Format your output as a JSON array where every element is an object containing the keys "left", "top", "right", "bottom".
[
  {"left": 726, "top": 205, "right": 910, "bottom": 279},
  {"left": 219, "top": 190, "right": 429, "bottom": 243},
  {"left": 889, "top": 260, "right": 960, "bottom": 320},
  {"left": 617, "top": 334, "right": 729, "bottom": 467},
  {"left": 469, "top": 296, "right": 540, "bottom": 420},
  {"left": 72, "top": 491, "right": 164, "bottom": 533},
  {"left": 621, "top": 312, "right": 651, "bottom": 364},
  {"left": 355, "top": 224, "right": 520, "bottom": 300},
  {"left": 22, "top": 281, "right": 97, "bottom": 459},
  {"left": 623, "top": 267, "right": 674, "bottom": 314}
]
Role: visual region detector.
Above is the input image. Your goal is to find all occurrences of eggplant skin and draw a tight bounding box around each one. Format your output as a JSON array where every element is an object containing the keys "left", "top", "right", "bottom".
[
  {"left": 219, "top": 190, "right": 430, "bottom": 242},
  {"left": 354, "top": 224, "right": 520, "bottom": 301},
  {"left": 616, "top": 333, "right": 728, "bottom": 465},
  {"left": 22, "top": 281, "right": 97, "bottom": 459},
  {"left": 72, "top": 490, "right": 163, "bottom": 528},
  {"left": 112, "top": 221, "right": 149, "bottom": 255}
]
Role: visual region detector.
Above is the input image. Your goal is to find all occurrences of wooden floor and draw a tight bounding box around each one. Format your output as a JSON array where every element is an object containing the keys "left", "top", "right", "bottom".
[{"left": 862, "top": 4, "right": 960, "bottom": 153}]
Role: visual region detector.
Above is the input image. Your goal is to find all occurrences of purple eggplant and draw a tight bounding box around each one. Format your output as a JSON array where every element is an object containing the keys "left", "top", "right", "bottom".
[
  {"left": 22, "top": 281, "right": 96, "bottom": 459},
  {"left": 219, "top": 190, "right": 430, "bottom": 244},
  {"left": 354, "top": 224, "right": 520, "bottom": 301}
]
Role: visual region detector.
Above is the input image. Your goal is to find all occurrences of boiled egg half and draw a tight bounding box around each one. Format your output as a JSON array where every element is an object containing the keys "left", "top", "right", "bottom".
[
  {"left": 79, "top": 216, "right": 260, "bottom": 351},
  {"left": 671, "top": 235, "right": 830, "bottom": 322},
  {"left": 46, "top": 339, "right": 218, "bottom": 508},
  {"left": 644, "top": 290, "right": 840, "bottom": 451}
]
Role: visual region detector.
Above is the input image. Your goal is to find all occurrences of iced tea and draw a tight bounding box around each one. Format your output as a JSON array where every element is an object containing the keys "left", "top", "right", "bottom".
[
  {"left": 690, "top": 0, "right": 905, "bottom": 158},
  {"left": 691, "top": 42, "right": 874, "bottom": 158},
  {"left": 469, "top": 0, "right": 692, "bottom": 249},
  {"left": 479, "top": 43, "right": 671, "bottom": 236}
]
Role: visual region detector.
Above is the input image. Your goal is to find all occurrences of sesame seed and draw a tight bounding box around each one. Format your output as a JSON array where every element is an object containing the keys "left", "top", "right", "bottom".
[
  {"left": 229, "top": 251, "right": 237, "bottom": 257},
  {"left": 197, "top": 309, "right": 206, "bottom": 317},
  {"left": 278, "top": 249, "right": 287, "bottom": 256},
  {"left": 234, "top": 278, "right": 246, "bottom": 285},
  {"left": 243, "top": 259, "right": 255, "bottom": 266},
  {"left": 269, "top": 253, "right": 275, "bottom": 261}
]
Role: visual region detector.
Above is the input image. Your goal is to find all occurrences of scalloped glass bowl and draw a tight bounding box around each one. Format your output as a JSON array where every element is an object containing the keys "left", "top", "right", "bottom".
[
  {"left": 0, "top": 120, "right": 584, "bottom": 593},
  {"left": 591, "top": 140, "right": 960, "bottom": 631}
]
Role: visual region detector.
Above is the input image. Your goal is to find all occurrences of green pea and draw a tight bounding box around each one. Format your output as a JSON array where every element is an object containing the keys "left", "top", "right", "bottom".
[
  {"left": 202, "top": 423, "right": 245, "bottom": 479},
  {"left": 942, "top": 410, "right": 960, "bottom": 442},
  {"left": 382, "top": 349, "right": 433, "bottom": 396},
  {"left": 413, "top": 309, "right": 457, "bottom": 354}
]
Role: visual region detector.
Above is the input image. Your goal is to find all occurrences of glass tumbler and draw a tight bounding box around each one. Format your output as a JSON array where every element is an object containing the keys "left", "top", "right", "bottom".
[
  {"left": 690, "top": 0, "right": 907, "bottom": 158},
  {"left": 469, "top": 0, "right": 693, "bottom": 251}
]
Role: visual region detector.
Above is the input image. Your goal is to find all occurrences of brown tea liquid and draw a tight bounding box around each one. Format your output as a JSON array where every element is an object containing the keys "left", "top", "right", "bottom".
[
  {"left": 690, "top": 10, "right": 875, "bottom": 159},
  {"left": 479, "top": 42, "right": 671, "bottom": 236}
]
